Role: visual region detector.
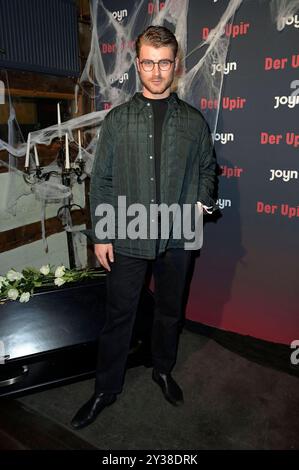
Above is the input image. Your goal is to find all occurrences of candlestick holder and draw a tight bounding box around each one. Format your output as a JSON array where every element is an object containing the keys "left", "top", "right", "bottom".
[
  {"left": 23, "top": 137, "right": 86, "bottom": 186},
  {"left": 23, "top": 136, "right": 86, "bottom": 269}
]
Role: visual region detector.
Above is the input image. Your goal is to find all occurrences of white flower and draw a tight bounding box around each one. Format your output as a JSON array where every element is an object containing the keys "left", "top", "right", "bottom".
[
  {"left": 0, "top": 278, "right": 9, "bottom": 288},
  {"left": 54, "top": 277, "right": 65, "bottom": 286},
  {"left": 0, "top": 276, "right": 6, "bottom": 289},
  {"left": 7, "top": 288, "right": 19, "bottom": 300},
  {"left": 40, "top": 265, "right": 50, "bottom": 275},
  {"left": 19, "top": 292, "right": 30, "bottom": 303},
  {"left": 55, "top": 265, "right": 66, "bottom": 278},
  {"left": 6, "top": 269, "right": 23, "bottom": 281}
]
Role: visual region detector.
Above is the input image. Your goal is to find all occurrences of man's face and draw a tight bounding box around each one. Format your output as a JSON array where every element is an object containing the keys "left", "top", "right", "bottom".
[{"left": 136, "top": 43, "right": 178, "bottom": 99}]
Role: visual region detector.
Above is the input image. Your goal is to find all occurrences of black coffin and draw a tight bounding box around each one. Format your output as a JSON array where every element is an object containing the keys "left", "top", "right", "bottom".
[{"left": 0, "top": 278, "right": 154, "bottom": 397}]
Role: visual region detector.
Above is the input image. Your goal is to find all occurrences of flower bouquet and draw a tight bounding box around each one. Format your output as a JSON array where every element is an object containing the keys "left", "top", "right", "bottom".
[{"left": 0, "top": 265, "right": 106, "bottom": 304}]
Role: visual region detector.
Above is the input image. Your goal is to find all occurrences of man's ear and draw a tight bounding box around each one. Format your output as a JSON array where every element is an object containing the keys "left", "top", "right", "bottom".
[
  {"left": 136, "top": 57, "right": 140, "bottom": 72},
  {"left": 174, "top": 57, "right": 179, "bottom": 72}
]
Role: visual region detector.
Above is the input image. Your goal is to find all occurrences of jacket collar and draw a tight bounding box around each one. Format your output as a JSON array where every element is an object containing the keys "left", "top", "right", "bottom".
[{"left": 132, "top": 92, "right": 180, "bottom": 110}]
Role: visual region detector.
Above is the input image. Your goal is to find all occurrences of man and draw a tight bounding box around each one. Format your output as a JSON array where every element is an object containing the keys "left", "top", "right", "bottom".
[{"left": 71, "top": 26, "right": 217, "bottom": 430}]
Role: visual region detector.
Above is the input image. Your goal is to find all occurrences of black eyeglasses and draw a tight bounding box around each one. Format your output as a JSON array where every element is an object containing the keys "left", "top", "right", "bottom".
[{"left": 140, "top": 59, "right": 175, "bottom": 72}]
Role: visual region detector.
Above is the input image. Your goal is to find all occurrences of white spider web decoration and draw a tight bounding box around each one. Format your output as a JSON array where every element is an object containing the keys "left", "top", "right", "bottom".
[{"left": 1, "top": 0, "right": 297, "bottom": 261}]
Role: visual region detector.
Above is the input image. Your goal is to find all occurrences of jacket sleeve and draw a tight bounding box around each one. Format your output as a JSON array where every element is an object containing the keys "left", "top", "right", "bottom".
[
  {"left": 197, "top": 122, "right": 218, "bottom": 212},
  {"left": 88, "top": 114, "right": 114, "bottom": 244}
]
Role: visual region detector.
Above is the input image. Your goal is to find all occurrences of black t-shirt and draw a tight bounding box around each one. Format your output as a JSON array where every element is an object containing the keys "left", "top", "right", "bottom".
[{"left": 139, "top": 94, "right": 170, "bottom": 205}]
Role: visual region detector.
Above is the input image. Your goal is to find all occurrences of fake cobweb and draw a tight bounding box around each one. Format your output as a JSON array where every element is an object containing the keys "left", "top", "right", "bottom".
[{"left": 0, "top": 0, "right": 298, "bottom": 266}]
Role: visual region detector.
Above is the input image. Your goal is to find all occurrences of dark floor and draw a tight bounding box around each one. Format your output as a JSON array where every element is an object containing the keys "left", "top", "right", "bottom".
[{"left": 3, "top": 329, "right": 299, "bottom": 450}]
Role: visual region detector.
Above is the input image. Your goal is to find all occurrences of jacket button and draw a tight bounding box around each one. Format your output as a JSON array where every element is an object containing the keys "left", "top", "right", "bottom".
[{"left": 149, "top": 134, "right": 152, "bottom": 138}]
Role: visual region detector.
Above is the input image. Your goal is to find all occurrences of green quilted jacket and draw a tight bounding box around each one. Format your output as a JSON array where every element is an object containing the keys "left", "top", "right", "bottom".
[{"left": 89, "top": 92, "right": 217, "bottom": 259}]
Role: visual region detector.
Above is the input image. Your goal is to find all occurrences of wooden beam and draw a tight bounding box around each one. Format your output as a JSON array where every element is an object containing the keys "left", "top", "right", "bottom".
[
  {"left": 0, "top": 70, "right": 77, "bottom": 98},
  {"left": 5, "top": 88, "right": 75, "bottom": 99},
  {"left": 0, "top": 209, "right": 88, "bottom": 253}
]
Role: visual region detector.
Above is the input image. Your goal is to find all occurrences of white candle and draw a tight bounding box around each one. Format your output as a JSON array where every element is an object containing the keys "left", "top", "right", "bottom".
[
  {"left": 78, "top": 129, "right": 82, "bottom": 160},
  {"left": 34, "top": 145, "right": 40, "bottom": 167},
  {"left": 25, "top": 132, "right": 31, "bottom": 168},
  {"left": 65, "top": 133, "right": 70, "bottom": 169},
  {"left": 57, "top": 102, "right": 61, "bottom": 138}
]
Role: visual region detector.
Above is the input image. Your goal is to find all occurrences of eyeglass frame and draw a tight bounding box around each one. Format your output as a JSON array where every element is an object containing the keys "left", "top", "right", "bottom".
[{"left": 139, "top": 59, "right": 175, "bottom": 72}]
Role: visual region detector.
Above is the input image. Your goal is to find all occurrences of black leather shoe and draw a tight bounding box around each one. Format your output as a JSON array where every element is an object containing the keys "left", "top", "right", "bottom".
[
  {"left": 71, "top": 393, "right": 117, "bottom": 429},
  {"left": 152, "top": 369, "right": 184, "bottom": 406}
]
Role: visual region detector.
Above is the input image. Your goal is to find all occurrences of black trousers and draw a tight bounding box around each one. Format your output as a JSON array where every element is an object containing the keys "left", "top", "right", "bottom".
[{"left": 95, "top": 248, "right": 192, "bottom": 394}]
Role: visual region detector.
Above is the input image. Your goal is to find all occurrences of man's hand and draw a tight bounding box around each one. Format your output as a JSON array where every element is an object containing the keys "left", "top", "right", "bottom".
[{"left": 94, "top": 243, "right": 114, "bottom": 272}]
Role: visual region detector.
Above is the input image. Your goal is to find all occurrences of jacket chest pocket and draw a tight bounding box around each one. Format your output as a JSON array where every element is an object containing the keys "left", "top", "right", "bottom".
[{"left": 176, "top": 129, "right": 198, "bottom": 160}]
